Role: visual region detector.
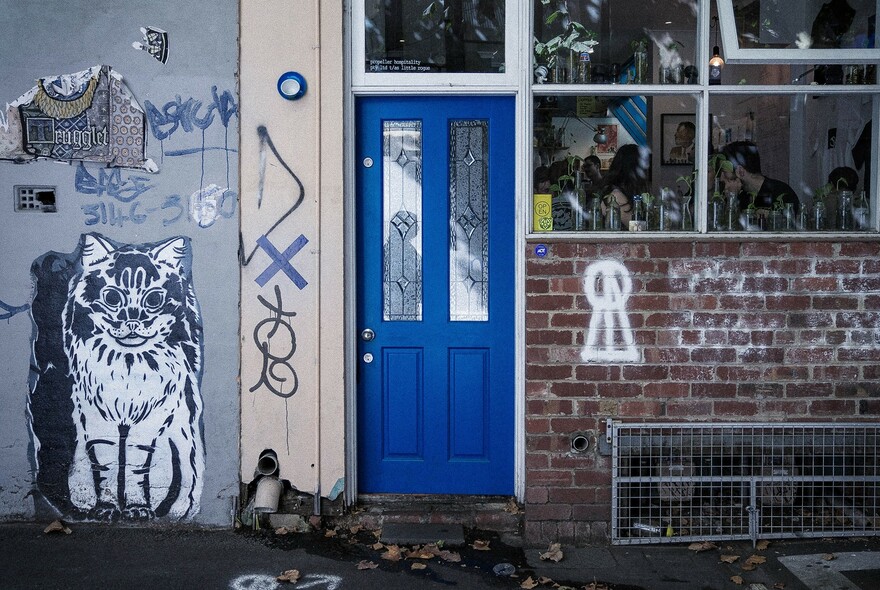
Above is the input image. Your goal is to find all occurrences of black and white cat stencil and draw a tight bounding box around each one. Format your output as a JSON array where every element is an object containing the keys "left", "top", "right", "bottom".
[{"left": 27, "top": 232, "right": 204, "bottom": 521}]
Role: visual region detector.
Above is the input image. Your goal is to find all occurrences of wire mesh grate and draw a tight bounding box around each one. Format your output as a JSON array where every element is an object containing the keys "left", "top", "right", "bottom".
[{"left": 610, "top": 421, "right": 880, "bottom": 545}]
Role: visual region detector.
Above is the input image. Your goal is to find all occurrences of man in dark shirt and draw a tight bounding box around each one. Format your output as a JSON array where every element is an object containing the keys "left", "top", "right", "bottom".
[{"left": 721, "top": 141, "right": 800, "bottom": 213}]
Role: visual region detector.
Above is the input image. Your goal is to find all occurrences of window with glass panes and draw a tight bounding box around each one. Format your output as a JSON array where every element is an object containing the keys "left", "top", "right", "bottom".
[{"left": 531, "top": 0, "right": 879, "bottom": 234}]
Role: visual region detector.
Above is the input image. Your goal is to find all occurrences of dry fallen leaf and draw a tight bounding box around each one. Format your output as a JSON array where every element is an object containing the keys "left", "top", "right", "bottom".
[
  {"left": 520, "top": 577, "right": 539, "bottom": 589},
  {"left": 357, "top": 560, "right": 378, "bottom": 570},
  {"left": 372, "top": 542, "right": 385, "bottom": 550},
  {"left": 741, "top": 554, "right": 767, "bottom": 572},
  {"left": 822, "top": 553, "right": 836, "bottom": 561},
  {"left": 504, "top": 498, "right": 523, "bottom": 514},
  {"left": 324, "top": 529, "right": 337, "bottom": 538},
  {"left": 43, "top": 520, "right": 72, "bottom": 535},
  {"left": 275, "top": 527, "right": 290, "bottom": 536},
  {"left": 411, "top": 563, "right": 427, "bottom": 570},
  {"left": 773, "top": 583, "right": 786, "bottom": 589},
  {"left": 540, "top": 542, "right": 564, "bottom": 562},
  {"left": 720, "top": 555, "right": 740, "bottom": 564},
  {"left": 688, "top": 541, "right": 718, "bottom": 553},
  {"left": 471, "top": 539, "right": 491, "bottom": 551},
  {"left": 756, "top": 540, "right": 771, "bottom": 550},
  {"left": 276, "top": 569, "right": 300, "bottom": 583},
  {"left": 731, "top": 575, "right": 744, "bottom": 585},
  {"left": 349, "top": 525, "right": 362, "bottom": 535},
  {"left": 538, "top": 577, "right": 554, "bottom": 584},
  {"left": 439, "top": 550, "right": 461, "bottom": 562},
  {"left": 381, "top": 545, "right": 402, "bottom": 562}
]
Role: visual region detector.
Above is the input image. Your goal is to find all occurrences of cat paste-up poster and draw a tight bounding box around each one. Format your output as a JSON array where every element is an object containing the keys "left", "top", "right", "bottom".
[
  {"left": 0, "top": 65, "right": 157, "bottom": 171},
  {"left": 27, "top": 233, "right": 204, "bottom": 521}
]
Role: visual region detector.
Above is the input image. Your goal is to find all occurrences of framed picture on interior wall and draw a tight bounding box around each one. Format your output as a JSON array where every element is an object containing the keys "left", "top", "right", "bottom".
[{"left": 661, "top": 113, "right": 696, "bottom": 166}]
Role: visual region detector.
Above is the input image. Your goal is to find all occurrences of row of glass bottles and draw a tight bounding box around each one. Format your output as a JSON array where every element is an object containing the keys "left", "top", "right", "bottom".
[{"left": 706, "top": 190, "right": 871, "bottom": 232}]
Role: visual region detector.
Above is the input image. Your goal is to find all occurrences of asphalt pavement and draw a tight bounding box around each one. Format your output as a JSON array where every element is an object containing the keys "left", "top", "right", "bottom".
[{"left": 1, "top": 521, "right": 878, "bottom": 590}]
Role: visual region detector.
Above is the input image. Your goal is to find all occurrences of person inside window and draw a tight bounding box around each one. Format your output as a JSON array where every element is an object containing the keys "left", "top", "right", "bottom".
[
  {"left": 600, "top": 144, "right": 650, "bottom": 229},
  {"left": 582, "top": 154, "right": 603, "bottom": 192},
  {"left": 668, "top": 121, "right": 695, "bottom": 164},
  {"left": 720, "top": 141, "right": 800, "bottom": 214}
]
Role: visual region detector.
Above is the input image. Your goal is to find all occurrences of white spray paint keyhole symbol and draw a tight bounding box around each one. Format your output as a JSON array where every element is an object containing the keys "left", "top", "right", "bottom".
[{"left": 581, "top": 260, "right": 639, "bottom": 363}]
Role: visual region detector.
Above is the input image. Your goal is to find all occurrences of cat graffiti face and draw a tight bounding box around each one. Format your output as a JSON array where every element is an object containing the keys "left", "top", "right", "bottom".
[{"left": 70, "top": 234, "right": 189, "bottom": 352}]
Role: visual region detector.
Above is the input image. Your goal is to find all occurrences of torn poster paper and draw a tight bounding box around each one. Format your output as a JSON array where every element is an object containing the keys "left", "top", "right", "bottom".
[{"left": 0, "top": 65, "right": 157, "bottom": 171}]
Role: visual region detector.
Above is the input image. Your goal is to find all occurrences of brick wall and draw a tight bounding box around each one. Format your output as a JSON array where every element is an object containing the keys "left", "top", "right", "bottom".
[{"left": 523, "top": 239, "right": 880, "bottom": 545}]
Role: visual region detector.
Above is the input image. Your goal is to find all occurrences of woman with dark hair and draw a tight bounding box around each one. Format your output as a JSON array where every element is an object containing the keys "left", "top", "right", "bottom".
[{"left": 601, "top": 143, "right": 651, "bottom": 229}]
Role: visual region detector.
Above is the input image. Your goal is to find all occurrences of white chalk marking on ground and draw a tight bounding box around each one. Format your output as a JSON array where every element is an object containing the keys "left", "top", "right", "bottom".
[
  {"left": 778, "top": 551, "right": 880, "bottom": 590},
  {"left": 229, "top": 573, "right": 342, "bottom": 590}
]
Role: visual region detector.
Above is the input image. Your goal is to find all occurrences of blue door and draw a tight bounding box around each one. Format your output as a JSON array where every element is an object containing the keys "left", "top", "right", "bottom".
[{"left": 356, "top": 96, "right": 514, "bottom": 494}]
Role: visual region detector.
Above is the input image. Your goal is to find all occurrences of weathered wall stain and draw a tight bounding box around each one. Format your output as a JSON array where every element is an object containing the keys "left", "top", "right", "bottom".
[{"left": 28, "top": 233, "right": 204, "bottom": 521}]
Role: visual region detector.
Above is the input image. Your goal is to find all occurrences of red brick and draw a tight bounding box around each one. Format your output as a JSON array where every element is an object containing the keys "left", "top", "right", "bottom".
[
  {"left": 741, "top": 242, "right": 789, "bottom": 258},
  {"left": 528, "top": 329, "right": 574, "bottom": 345},
  {"left": 549, "top": 488, "right": 595, "bottom": 504},
  {"left": 791, "top": 276, "right": 839, "bottom": 291},
  {"left": 693, "top": 277, "right": 740, "bottom": 294},
  {"left": 529, "top": 470, "right": 573, "bottom": 486},
  {"left": 739, "top": 347, "right": 784, "bottom": 363},
  {"left": 669, "top": 294, "right": 719, "bottom": 310},
  {"left": 619, "top": 400, "right": 665, "bottom": 417},
  {"left": 525, "top": 503, "right": 572, "bottom": 521},
  {"left": 785, "top": 382, "right": 833, "bottom": 397},
  {"left": 550, "top": 277, "right": 584, "bottom": 294},
  {"left": 809, "top": 399, "right": 856, "bottom": 415},
  {"left": 691, "top": 347, "right": 737, "bottom": 363},
  {"left": 838, "top": 347, "right": 880, "bottom": 361},
  {"left": 813, "top": 296, "right": 860, "bottom": 310},
  {"left": 574, "top": 365, "right": 613, "bottom": 381},
  {"left": 790, "top": 242, "right": 835, "bottom": 257},
  {"left": 787, "top": 347, "right": 834, "bottom": 363},
  {"left": 669, "top": 365, "right": 715, "bottom": 381},
  {"left": 737, "top": 382, "right": 784, "bottom": 397},
  {"left": 840, "top": 242, "right": 880, "bottom": 257},
  {"left": 765, "top": 295, "right": 810, "bottom": 311},
  {"left": 739, "top": 312, "right": 786, "bottom": 328},
  {"left": 859, "top": 400, "right": 880, "bottom": 415},
  {"left": 694, "top": 241, "right": 742, "bottom": 257},
  {"left": 526, "top": 347, "right": 550, "bottom": 363},
  {"left": 769, "top": 365, "right": 809, "bottom": 380},
  {"left": 863, "top": 260, "right": 880, "bottom": 274},
  {"left": 836, "top": 312, "right": 880, "bottom": 328},
  {"left": 525, "top": 486, "right": 549, "bottom": 504},
  {"left": 621, "top": 364, "right": 670, "bottom": 381},
  {"left": 693, "top": 313, "right": 739, "bottom": 328},
  {"left": 598, "top": 383, "right": 644, "bottom": 398},
  {"left": 714, "top": 400, "right": 758, "bottom": 416},
  {"left": 666, "top": 400, "right": 713, "bottom": 416},
  {"left": 526, "top": 399, "right": 574, "bottom": 415},
  {"left": 762, "top": 400, "right": 809, "bottom": 415},
  {"left": 549, "top": 417, "right": 598, "bottom": 433},
  {"left": 551, "top": 382, "right": 599, "bottom": 397},
  {"left": 645, "top": 278, "right": 692, "bottom": 292},
  {"left": 718, "top": 259, "right": 765, "bottom": 275},
  {"left": 528, "top": 294, "right": 575, "bottom": 311},
  {"left": 788, "top": 312, "right": 834, "bottom": 328},
  {"left": 641, "top": 347, "right": 690, "bottom": 364},
  {"left": 526, "top": 278, "right": 550, "bottom": 293},
  {"left": 526, "top": 418, "right": 550, "bottom": 434},
  {"left": 646, "top": 242, "right": 694, "bottom": 258},
  {"left": 526, "top": 311, "right": 549, "bottom": 329},
  {"left": 836, "top": 382, "right": 880, "bottom": 397},
  {"left": 815, "top": 259, "right": 860, "bottom": 274},
  {"left": 766, "top": 258, "right": 812, "bottom": 275},
  {"left": 718, "top": 295, "right": 765, "bottom": 310},
  {"left": 751, "top": 331, "right": 775, "bottom": 346},
  {"left": 628, "top": 294, "right": 671, "bottom": 310},
  {"left": 742, "top": 277, "right": 789, "bottom": 293},
  {"left": 645, "top": 312, "right": 691, "bottom": 327},
  {"left": 573, "top": 469, "right": 611, "bottom": 487},
  {"left": 550, "top": 312, "right": 589, "bottom": 328},
  {"left": 572, "top": 504, "right": 611, "bottom": 521},
  {"left": 643, "top": 382, "right": 690, "bottom": 398},
  {"left": 692, "top": 382, "right": 738, "bottom": 398},
  {"left": 526, "top": 259, "right": 575, "bottom": 275},
  {"left": 715, "top": 366, "right": 763, "bottom": 381},
  {"left": 842, "top": 278, "right": 880, "bottom": 292}
]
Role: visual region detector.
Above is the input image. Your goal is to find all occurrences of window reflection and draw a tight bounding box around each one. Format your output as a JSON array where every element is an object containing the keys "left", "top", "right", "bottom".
[{"left": 365, "top": 0, "right": 505, "bottom": 73}]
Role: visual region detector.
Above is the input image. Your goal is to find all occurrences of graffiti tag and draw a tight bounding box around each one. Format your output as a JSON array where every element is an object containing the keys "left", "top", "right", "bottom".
[
  {"left": 581, "top": 260, "right": 639, "bottom": 363},
  {"left": 144, "top": 86, "right": 238, "bottom": 141},
  {"left": 250, "top": 285, "right": 299, "bottom": 399}
]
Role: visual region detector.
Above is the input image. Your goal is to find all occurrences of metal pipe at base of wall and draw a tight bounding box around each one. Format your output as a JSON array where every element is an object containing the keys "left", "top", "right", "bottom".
[{"left": 253, "top": 476, "right": 283, "bottom": 513}]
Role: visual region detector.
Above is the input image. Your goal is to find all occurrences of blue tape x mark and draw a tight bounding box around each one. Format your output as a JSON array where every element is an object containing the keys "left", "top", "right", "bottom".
[{"left": 255, "top": 234, "right": 309, "bottom": 289}]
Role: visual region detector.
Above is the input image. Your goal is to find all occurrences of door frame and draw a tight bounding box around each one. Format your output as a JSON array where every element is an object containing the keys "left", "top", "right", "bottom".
[
  {"left": 343, "top": 95, "right": 527, "bottom": 505},
  {"left": 343, "top": 2, "right": 530, "bottom": 506}
]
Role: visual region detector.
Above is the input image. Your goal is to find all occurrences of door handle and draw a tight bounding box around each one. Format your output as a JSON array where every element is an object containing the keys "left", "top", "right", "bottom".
[{"left": 361, "top": 328, "right": 375, "bottom": 341}]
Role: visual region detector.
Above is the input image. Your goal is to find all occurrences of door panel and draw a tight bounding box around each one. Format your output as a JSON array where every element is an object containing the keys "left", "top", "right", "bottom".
[{"left": 356, "top": 95, "right": 514, "bottom": 494}]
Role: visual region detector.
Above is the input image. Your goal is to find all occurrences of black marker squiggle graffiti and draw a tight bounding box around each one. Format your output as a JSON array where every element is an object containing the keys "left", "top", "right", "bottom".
[
  {"left": 250, "top": 285, "right": 299, "bottom": 398},
  {"left": 239, "top": 126, "right": 306, "bottom": 267}
]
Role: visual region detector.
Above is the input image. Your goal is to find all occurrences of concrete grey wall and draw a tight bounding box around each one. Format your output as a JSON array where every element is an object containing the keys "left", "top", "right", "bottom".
[{"left": 0, "top": 0, "right": 239, "bottom": 525}]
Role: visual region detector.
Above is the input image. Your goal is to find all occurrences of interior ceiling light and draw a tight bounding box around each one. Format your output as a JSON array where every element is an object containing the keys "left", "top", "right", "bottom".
[{"left": 709, "top": 16, "right": 724, "bottom": 84}]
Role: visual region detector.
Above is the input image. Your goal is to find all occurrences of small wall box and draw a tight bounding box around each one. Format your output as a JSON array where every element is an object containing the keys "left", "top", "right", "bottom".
[{"left": 533, "top": 193, "right": 553, "bottom": 232}]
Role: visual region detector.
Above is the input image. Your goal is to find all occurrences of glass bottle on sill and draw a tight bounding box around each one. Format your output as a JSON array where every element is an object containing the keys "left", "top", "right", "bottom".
[
  {"left": 853, "top": 191, "right": 869, "bottom": 230},
  {"left": 606, "top": 198, "right": 621, "bottom": 231},
  {"left": 589, "top": 196, "right": 603, "bottom": 231},
  {"left": 813, "top": 199, "right": 827, "bottom": 230},
  {"left": 838, "top": 190, "right": 853, "bottom": 230},
  {"left": 629, "top": 194, "right": 647, "bottom": 231},
  {"left": 725, "top": 191, "right": 740, "bottom": 230}
]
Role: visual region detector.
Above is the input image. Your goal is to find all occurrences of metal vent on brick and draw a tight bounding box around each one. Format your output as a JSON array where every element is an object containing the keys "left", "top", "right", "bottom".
[{"left": 609, "top": 421, "right": 879, "bottom": 545}]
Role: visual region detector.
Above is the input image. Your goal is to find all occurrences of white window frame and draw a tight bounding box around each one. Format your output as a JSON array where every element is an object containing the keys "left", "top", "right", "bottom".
[
  {"left": 351, "top": 0, "right": 520, "bottom": 88},
  {"left": 717, "top": 0, "right": 880, "bottom": 64}
]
